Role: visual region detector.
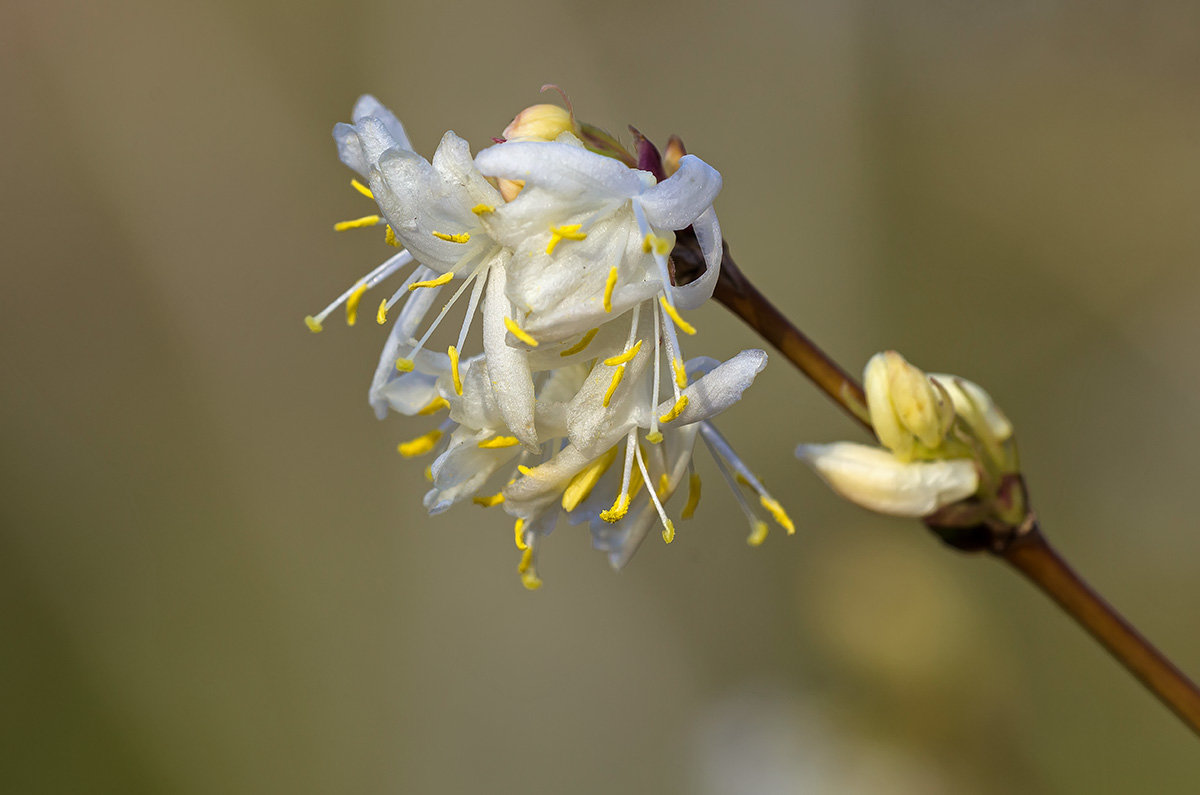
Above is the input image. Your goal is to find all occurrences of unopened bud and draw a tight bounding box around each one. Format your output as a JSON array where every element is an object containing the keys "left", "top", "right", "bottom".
[
  {"left": 865, "top": 351, "right": 955, "bottom": 461},
  {"left": 663, "top": 135, "right": 686, "bottom": 177},
  {"left": 503, "top": 104, "right": 579, "bottom": 143}
]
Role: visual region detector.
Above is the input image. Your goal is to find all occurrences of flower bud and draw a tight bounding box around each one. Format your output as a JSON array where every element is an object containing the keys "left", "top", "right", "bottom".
[
  {"left": 662, "top": 135, "right": 686, "bottom": 177},
  {"left": 502, "top": 103, "right": 579, "bottom": 143},
  {"left": 865, "top": 351, "right": 955, "bottom": 461}
]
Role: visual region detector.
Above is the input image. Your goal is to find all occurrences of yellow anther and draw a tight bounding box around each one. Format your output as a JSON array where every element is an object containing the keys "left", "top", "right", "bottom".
[
  {"left": 517, "top": 464, "right": 534, "bottom": 477},
  {"left": 397, "top": 429, "right": 443, "bottom": 458},
  {"left": 478, "top": 435, "right": 520, "bottom": 449},
  {"left": 672, "top": 358, "right": 688, "bottom": 389},
  {"left": 600, "top": 492, "right": 631, "bottom": 523},
  {"left": 657, "top": 473, "right": 671, "bottom": 499},
  {"left": 560, "top": 328, "right": 599, "bottom": 357},
  {"left": 384, "top": 225, "right": 401, "bottom": 247},
  {"left": 345, "top": 282, "right": 368, "bottom": 326},
  {"left": 409, "top": 272, "right": 454, "bottom": 291},
  {"left": 659, "top": 296, "right": 697, "bottom": 335},
  {"left": 659, "top": 394, "right": 690, "bottom": 424},
  {"left": 546, "top": 224, "right": 587, "bottom": 255},
  {"left": 448, "top": 346, "right": 463, "bottom": 396},
  {"left": 518, "top": 547, "right": 542, "bottom": 590},
  {"left": 431, "top": 230, "right": 471, "bottom": 243},
  {"left": 603, "top": 365, "right": 625, "bottom": 407},
  {"left": 503, "top": 316, "right": 539, "bottom": 347},
  {"left": 304, "top": 315, "right": 323, "bottom": 333},
  {"left": 473, "top": 492, "right": 505, "bottom": 507},
  {"left": 417, "top": 396, "right": 450, "bottom": 416},
  {"left": 423, "top": 465, "right": 433, "bottom": 482},
  {"left": 662, "top": 519, "right": 675, "bottom": 544},
  {"left": 561, "top": 446, "right": 620, "bottom": 511},
  {"left": 603, "top": 340, "right": 642, "bottom": 367},
  {"left": 376, "top": 298, "right": 389, "bottom": 325},
  {"left": 760, "top": 495, "right": 795, "bottom": 535},
  {"left": 602, "top": 266, "right": 618, "bottom": 313},
  {"left": 334, "top": 214, "right": 381, "bottom": 231},
  {"left": 471, "top": 204, "right": 495, "bottom": 215},
  {"left": 645, "top": 430, "right": 664, "bottom": 444},
  {"left": 513, "top": 518, "right": 527, "bottom": 550},
  {"left": 681, "top": 472, "right": 702, "bottom": 520},
  {"left": 395, "top": 357, "right": 415, "bottom": 373},
  {"left": 735, "top": 473, "right": 751, "bottom": 488},
  {"left": 350, "top": 178, "right": 374, "bottom": 199},
  {"left": 642, "top": 232, "right": 672, "bottom": 256},
  {"left": 747, "top": 521, "right": 769, "bottom": 547}
]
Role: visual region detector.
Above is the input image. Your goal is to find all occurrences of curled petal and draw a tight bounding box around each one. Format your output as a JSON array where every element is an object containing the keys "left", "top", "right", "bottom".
[
  {"left": 796, "top": 442, "right": 979, "bottom": 518},
  {"left": 638, "top": 154, "right": 722, "bottom": 230},
  {"left": 475, "top": 139, "right": 647, "bottom": 200},
  {"left": 671, "top": 207, "right": 722, "bottom": 311}
]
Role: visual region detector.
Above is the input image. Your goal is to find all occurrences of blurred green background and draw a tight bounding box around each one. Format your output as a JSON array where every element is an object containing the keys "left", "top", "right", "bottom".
[{"left": 3, "top": 1, "right": 1199, "bottom": 792}]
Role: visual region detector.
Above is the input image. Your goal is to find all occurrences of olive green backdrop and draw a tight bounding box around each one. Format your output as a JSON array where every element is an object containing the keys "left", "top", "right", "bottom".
[{"left": 3, "top": 1, "right": 1199, "bottom": 792}]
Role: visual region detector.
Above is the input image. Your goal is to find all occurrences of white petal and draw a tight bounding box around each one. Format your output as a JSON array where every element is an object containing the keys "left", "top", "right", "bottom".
[
  {"left": 475, "top": 140, "right": 646, "bottom": 200},
  {"left": 378, "top": 371, "right": 440, "bottom": 416},
  {"left": 425, "top": 430, "right": 518, "bottom": 513},
  {"left": 657, "top": 349, "right": 768, "bottom": 427},
  {"left": 796, "top": 442, "right": 979, "bottom": 518},
  {"left": 431, "top": 131, "right": 504, "bottom": 208},
  {"left": 482, "top": 266, "right": 538, "bottom": 449},
  {"left": 638, "top": 154, "right": 722, "bottom": 230},
  {"left": 671, "top": 206, "right": 722, "bottom": 311},
  {"left": 351, "top": 94, "right": 411, "bottom": 150}
]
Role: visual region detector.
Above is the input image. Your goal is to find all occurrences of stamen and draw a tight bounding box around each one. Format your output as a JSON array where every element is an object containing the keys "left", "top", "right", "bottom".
[
  {"left": 634, "top": 444, "right": 675, "bottom": 544},
  {"left": 672, "top": 358, "right": 688, "bottom": 389},
  {"left": 517, "top": 464, "right": 535, "bottom": 476},
  {"left": 701, "top": 424, "right": 768, "bottom": 542},
  {"left": 423, "top": 465, "right": 433, "bottom": 482},
  {"left": 417, "top": 396, "right": 450, "bottom": 416},
  {"left": 600, "top": 433, "right": 638, "bottom": 523},
  {"left": 659, "top": 394, "right": 689, "bottom": 424},
  {"left": 376, "top": 298, "right": 389, "bottom": 325},
  {"left": 334, "top": 214, "right": 382, "bottom": 231},
  {"left": 306, "top": 250, "right": 414, "bottom": 332},
  {"left": 503, "top": 316, "right": 539, "bottom": 347},
  {"left": 431, "top": 231, "right": 471, "bottom": 243},
  {"left": 409, "top": 272, "right": 454, "bottom": 291},
  {"left": 473, "top": 492, "right": 505, "bottom": 507},
  {"left": 514, "top": 518, "right": 527, "bottom": 550},
  {"left": 305, "top": 316, "right": 323, "bottom": 333},
  {"left": 518, "top": 547, "right": 542, "bottom": 590},
  {"left": 645, "top": 431, "right": 663, "bottom": 444},
  {"left": 747, "top": 521, "right": 769, "bottom": 547},
  {"left": 681, "top": 471, "right": 702, "bottom": 519},
  {"left": 395, "top": 358, "right": 415, "bottom": 372},
  {"left": 560, "top": 328, "right": 599, "bottom": 357},
  {"left": 478, "top": 436, "right": 520, "bottom": 449},
  {"left": 603, "top": 365, "right": 625, "bottom": 407},
  {"left": 350, "top": 178, "right": 374, "bottom": 199},
  {"left": 471, "top": 204, "right": 495, "bottom": 215},
  {"left": 345, "top": 282, "right": 369, "bottom": 326},
  {"left": 561, "top": 445, "right": 620, "bottom": 511},
  {"left": 602, "top": 267, "right": 618, "bottom": 312},
  {"left": 384, "top": 225, "right": 401, "bottom": 247},
  {"left": 659, "top": 296, "right": 697, "bottom": 335},
  {"left": 448, "top": 346, "right": 463, "bottom": 396},
  {"left": 603, "top": 340, "right": 642, "bottom": 367},
  {"left": 649, "top": 301, "right": 663, "bottom": 440},
  {"left": 600, "top": 492, "right": 630, "bottom": 523},
  {"left": 642, "top": 232, "right": 672, "bottom": 256},
  {"left": 397, "top": 429, "right": 443, "bottom": 457},
  {"left": 759, "top": 495, "right": 796, "bottom": 535},
  {"left": 546, "top": 224, "right": 587, "bottom": 255}
]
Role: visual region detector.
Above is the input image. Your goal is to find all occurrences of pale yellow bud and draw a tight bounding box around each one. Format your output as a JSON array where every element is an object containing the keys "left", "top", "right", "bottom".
[
  {"left": 502, "top": 104, "right": 579, "bottom": 143},
  {"left": 865, "top": 351, "right": 956, "bottom": 460}
]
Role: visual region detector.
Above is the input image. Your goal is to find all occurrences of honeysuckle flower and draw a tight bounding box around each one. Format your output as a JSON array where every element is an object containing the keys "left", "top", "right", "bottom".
[{"left": 797, "top": 351, "right": 1017, "bottom": 520}]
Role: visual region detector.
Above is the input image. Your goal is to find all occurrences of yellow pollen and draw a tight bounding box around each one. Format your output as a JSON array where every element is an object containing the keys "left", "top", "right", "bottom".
[
  {"left": 334, "top": 214, "right": 381, "bottom": 231},
  {"left": 603, "top": 340, "right": 642, "bottom": 367},
  {"left": 431, "top": 230, "right": 471, "bottom": 243},
  {"left": 397, "top": 429, "right": 443, "bottom": 458},
  {"left": 345, "top": 282, "right": 368, "bottom": 326},
  {"left": 672, "top": 358, "right": 688, "bottom": 389},
  {"left": 603, "top": 365, "right": 625, "bottom": 407},
  {"left": 642, "top": 232, "right": 672, "bottom": 256},
  {"left": 659, "top": 394, "right": 689, "bottom": 424},
  {"left": 659, "top": 296, "right": 697, "bottom": 335},
  {"left": 471, "top": 203, "right": 495, "bottom": 215},
  {"left": 518, "top": 548, "right": 542, "bottom": 590},
  {"left": 645, "top": 430, "right": 664, "bottom": 444},
  {"left": 478, "top": 435, "right": 520, "bottom": 449},
  {"left": 514, "top": 518, "right": 527, "bottom": 550},
  {"left": 600, "top": 492, "right": 631, "bottom": 523},
  {"left": 681, "top": 472, "right": 702, "bottom": 520},
  {"left": 376, "top": 298, "right": 389, "bottom": 325},
  {"left": 602, "top": 266, "right": 618, "bottom": 312},
  {"left": 503, "top": 316, "right": 539, "bottom": 347},
  {"left": 561, "top": 446, "right": 620, "bottom": 511},
  {"left": 448, "top": 346, "right": 463, "bottom": 396},
  {"left": 560, "top": 328, "right": 599, "bottom": 357},
  {"left": 662, "top": 519, "right": 675, "bottom": 544},
  {"left": 747, "top": 521, "right": 769, "bottom": 547},
  {"left": 546, "top": 224, "right": 587, "bottom": 255},
  {"left": 350, "top": 178, "right": 374, "bottom": 199},
  {"left": 473, "top": 492, "right": 505, "bottom": 507},
  {"left": 423, "top": 465, "right": 433, "bottom": 482},
  {"left": 417, "top": 396, "right": 450, "bottom": 416},
  {"left": 517, "top": 464, "right": 535, "bottom": 477},
  {"left": 409, "top": 272, "right": 454, "bottom": 291},
  {"left": 395, "top": 357, "right": 415, "bottom": 372},
  {"left": 384, "top": 225, "right": 401, "bottom": 247},
  {"left": 760, "top": 495, "right": 795, "bottom": 535},
  {"left": 657, "top": 473, "right": 671, "bottom": 499},
  {"left": 304, "top": 315, "right": 323, "bottom": 333}
]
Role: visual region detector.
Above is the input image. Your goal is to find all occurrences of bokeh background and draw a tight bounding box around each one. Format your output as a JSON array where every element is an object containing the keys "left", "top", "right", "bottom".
[{"left": 4, "top": 1, "right": 1199, "bottom": 792}]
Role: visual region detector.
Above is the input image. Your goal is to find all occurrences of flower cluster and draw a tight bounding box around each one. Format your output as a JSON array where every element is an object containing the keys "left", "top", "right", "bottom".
[{"left": 307, "top": 96, "right": 794, "bottom": 587}]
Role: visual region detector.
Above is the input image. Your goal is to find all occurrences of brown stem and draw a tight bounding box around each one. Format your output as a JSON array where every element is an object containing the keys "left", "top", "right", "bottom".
[{"left": 671, "top": 235, "right": 1200, "bottom": 737}]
